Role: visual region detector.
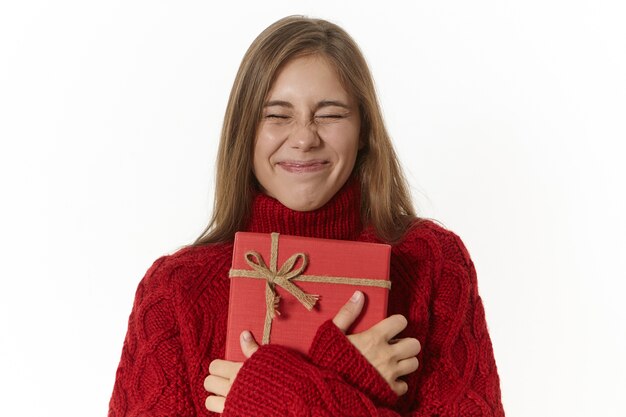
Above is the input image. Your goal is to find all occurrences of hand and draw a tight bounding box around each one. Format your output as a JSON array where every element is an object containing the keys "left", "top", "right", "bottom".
[
  {"left": 204, "top": 330, "right": 259, "bottom": 413},
  {"left": 332, "top": 291, "right": 421, "bottom": 396}
]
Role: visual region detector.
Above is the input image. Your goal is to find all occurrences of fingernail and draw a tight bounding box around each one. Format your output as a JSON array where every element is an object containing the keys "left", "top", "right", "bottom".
[
  {"left": 241, "top": 330, "right": 252, "bottom": 342},
  {"left": 350, "top": 291, "right": 362, "bottom": 303}
]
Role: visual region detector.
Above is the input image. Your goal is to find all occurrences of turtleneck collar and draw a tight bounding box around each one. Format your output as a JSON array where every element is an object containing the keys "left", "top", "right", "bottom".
[{"left": 245, "top": 177, "right": 363, "bottom": 241}]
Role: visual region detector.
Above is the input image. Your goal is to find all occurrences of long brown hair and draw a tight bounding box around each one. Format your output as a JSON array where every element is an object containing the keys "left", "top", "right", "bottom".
[{"left": 193, "top": 16, "right": 416, "bottom": 245}]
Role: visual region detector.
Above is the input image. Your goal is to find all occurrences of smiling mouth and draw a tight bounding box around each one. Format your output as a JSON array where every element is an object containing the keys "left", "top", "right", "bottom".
[{"left": 277, "top": 160, "right": 329, "bottom": 173}]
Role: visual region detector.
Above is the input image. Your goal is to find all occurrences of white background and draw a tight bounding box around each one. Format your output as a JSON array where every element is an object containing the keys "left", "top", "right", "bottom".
[{"left": 1, "top": 1, "right": 625, "bottom": 416}]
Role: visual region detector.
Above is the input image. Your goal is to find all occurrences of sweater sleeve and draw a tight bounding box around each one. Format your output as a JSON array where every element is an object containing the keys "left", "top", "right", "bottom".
[
  {"left": 308, "top": 319, "right": 399, "bottom": 408},
  {"left": 108, "top": 257, "right": 197, "bottom": 417},
  {"left": 222, "top": 229, "right": 504, "bottom": 416}
]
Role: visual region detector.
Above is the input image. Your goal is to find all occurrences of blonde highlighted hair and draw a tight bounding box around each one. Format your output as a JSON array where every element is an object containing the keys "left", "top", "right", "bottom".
[{"left": 194, "top": 16, "right": 416, "bottom": 245}]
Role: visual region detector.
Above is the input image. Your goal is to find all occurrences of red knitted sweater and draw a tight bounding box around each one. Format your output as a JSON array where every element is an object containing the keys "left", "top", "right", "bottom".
[{"left": 108, "top": 180, "right": 504, "bottom": 416}]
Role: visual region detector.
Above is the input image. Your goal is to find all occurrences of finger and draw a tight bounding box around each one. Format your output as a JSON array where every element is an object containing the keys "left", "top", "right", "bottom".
[
  {"left": 391, "top": 379, "right": 409, "bottom": 396},
  {"left": 240, "top": 330, "right": 259, "bottom": 359},
  {"left": 332, "top": 291, "right": 365, "bottom": 333},
  {"left": 390, "top": 337, "right": 421, "bottom": 359},
  {"left": 369, "top": 314, "right": 408, "bottom": 341},
  {"left": 394, "top": 356, "right": 419, "bottom": 378},
  {"left": 205, "top": 395, "right": 225, "bottom": 413},
  {"left": 203, "top": 374, "right": 231, "bottom": 396},
  {"left": 209, "top": 359, "right": 243, "bottom": 379}
]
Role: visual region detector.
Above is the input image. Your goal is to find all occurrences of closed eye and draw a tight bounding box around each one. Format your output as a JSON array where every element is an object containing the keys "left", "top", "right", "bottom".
[
  {"left": 265, "top": 114, "right": 290, "bottom": 119},
  {"left": 316, "top": 114, "right": 344, "bottom": 119}
]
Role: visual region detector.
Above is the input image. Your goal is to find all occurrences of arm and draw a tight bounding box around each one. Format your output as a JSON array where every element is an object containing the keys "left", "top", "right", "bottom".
[
  {"left": 205, "top": 296, "right": 416, "bottom": 413},
  {"left": 108, "top": 257, "right": 196, "bottom": 417},
  {"left": 224, "top": 343, "right": 400, "bottom": 416},
  {"left": 308, "top": 319, "right": 402, "bottom": 408}
]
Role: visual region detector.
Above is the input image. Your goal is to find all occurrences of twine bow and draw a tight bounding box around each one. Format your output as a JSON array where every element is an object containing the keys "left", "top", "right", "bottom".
[
  {"left": 244, "top": 249, "right": 319, "bottom": 320},
  {"left": 236, "top": 233, "right": 319, "bottom": 344}
]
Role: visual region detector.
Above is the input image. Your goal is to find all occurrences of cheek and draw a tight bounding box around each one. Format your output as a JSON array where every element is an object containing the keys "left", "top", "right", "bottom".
[
  {"left": 258, "top": 121, "right": 292, "bottom": 138},
  {"left": 253, "top": 133, "right": 273, "bottom": 165},
  {"left": 321, "top": 124, "right": 360, "bottom": 159},
  {"left": 255, "top": 125, "right": 288, "bottom": 158},
  {"left": 252, "top": 135, "right": 269, "bottom": 177}
]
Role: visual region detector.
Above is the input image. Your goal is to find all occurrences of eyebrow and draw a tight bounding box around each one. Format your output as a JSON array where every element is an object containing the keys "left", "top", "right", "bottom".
[
  {"left": 264, "top": 100, "right": 293, "bottom": 108},
  {"left": 263, "top": 100, "right": 351, "bottom": 110},
  {"left": 315, "top": 100, "right": 350, "bottom": 111}
]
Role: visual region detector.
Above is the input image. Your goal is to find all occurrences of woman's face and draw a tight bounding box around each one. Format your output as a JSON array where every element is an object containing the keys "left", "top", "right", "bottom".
[{"left": 253, "top": 54, "right": 361, "bottom": 211}]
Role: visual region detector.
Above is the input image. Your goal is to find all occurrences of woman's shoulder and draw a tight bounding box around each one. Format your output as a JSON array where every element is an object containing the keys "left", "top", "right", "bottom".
[
  {"left": 394, "top": 218, "right": 473, "bottom": 269},
  {"left": 135, "top": 241, "right": 234, "bottom": 296}
]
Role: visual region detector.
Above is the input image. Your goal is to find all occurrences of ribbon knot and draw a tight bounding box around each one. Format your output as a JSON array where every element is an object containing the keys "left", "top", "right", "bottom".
[{"left": 244, "top": 248, "right": 319, "bottom": 321}]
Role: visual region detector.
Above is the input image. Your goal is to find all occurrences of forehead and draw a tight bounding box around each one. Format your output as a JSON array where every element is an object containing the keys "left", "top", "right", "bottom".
[{"left": 266, "top": 54, "right": 353, "bottom": 103}]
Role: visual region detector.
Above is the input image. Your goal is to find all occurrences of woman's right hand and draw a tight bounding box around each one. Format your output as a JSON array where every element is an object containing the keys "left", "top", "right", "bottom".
[{"left": 332, "top": 291, "right": 421, "bottom": 396}]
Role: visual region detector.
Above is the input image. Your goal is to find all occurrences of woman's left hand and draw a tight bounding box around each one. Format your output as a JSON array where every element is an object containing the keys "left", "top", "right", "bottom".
[{"left": 204, "top": 330, "right": 259, "bottom": 413}]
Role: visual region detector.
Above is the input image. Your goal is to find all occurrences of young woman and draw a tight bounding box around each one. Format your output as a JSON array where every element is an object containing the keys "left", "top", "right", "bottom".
[{"left": 109, "top": 16, "right": 504, "bottom": 416}]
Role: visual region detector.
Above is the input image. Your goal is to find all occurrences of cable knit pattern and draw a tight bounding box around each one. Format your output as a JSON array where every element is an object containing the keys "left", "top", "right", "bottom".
[{"left": 109, "top": 179, "right": 504, "bottom": 416}]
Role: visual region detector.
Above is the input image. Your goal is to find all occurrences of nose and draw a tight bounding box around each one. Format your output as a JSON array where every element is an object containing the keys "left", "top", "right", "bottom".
[{"left": 288, "top": 120, "right": 320, "bottom": 151}]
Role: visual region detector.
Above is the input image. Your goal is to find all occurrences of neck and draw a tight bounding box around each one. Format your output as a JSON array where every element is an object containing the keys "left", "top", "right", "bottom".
[{"left": 245, "top": 178, "right": 363, "bottom": 240}]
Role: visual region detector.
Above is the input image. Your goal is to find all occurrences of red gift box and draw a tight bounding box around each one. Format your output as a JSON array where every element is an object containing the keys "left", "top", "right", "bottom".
[{"left": 225, "top": 232, "right": 391, "bottom": 361}]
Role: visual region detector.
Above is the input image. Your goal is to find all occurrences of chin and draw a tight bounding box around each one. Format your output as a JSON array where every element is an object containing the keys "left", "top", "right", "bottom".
[
  {"left": 284, "top": 199, "right": 324, "bottom": 212},
  {"left": 281, "top": 193, "right": 330, "bottom": 212}
]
